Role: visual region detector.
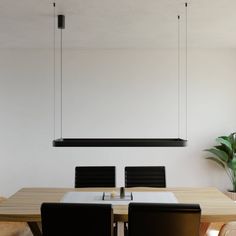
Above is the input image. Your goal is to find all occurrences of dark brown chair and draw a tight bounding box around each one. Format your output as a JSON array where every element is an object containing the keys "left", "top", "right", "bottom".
[
  {"left": 41, "top": 203, "right": 113, "bottom": 236},
  {"left": 128, "top": 203, "right": 201, "bottom": 236},
  {"left": 75, "top": 166, "right": 116, "bottom": 188},
  {"left": 125, "top": 166, "right": 166, "bottom": 188}
]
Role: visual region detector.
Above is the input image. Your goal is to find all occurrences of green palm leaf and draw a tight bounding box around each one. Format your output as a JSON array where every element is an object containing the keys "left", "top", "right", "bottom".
[
  {"left": 205, "top": 148, "right": 228, "bottom": 162},
  {"left": 228, "top": 157, "right": 236, "bottom": 170},
  {"left": 206, "top": 157, "right": 226, "bottom": 168},
  {"left": 216, "top": 137, "right": 233, "bottom": 153},
  {"left": 205, "top": 132, "right": 236, "bottom": 192},
  {"left": 229, "top": 133, "right": 236, "bottom": 151},
  {"left": 215, "top": 145, "right": 228, "bottom": 152}
]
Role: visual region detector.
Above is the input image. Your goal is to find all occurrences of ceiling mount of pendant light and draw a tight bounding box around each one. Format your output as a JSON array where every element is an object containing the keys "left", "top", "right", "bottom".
[
  {"left": 52, "top": 3, "right": 188, "bottom": 147},
  {"left": 58, "top": 15, "right": 65, "bottom": 29}
]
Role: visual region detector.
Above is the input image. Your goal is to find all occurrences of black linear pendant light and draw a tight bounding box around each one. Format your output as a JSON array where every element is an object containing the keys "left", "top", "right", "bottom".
[
  {"left": 52, "top": 3, "right": 188, "bottom": 147},
  {"left": 53, "top": 138, "right": 186, "bottom": 147}
]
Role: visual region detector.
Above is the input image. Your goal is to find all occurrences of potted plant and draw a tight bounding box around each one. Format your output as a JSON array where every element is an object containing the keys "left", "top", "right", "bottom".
[{"left": 205, "top": 132, "right": 236, "bottom": 200}]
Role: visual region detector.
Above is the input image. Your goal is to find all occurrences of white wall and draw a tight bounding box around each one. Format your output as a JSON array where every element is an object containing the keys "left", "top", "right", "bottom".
[{"left": 0, "top": 49, "right": 236, "bottom": 197}]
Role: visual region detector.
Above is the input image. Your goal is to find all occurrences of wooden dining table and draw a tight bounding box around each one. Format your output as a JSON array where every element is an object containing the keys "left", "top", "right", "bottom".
[{"left": 0, "top": 187, "right": 235, "bottom": 236}]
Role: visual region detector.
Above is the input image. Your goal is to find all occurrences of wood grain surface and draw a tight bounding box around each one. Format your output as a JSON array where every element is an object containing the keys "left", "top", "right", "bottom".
[{"left": 0, "top": 187, "right": 235, "bottom": 223}]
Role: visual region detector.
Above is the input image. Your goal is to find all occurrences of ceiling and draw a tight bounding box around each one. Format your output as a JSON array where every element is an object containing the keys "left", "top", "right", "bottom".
[{"left": 0, "top": 0, "right": 236, "bottom": 49}]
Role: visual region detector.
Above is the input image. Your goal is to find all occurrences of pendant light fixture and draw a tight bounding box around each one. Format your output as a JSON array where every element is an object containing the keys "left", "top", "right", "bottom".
[{"left": 52, "top": 3, "right": 188, "bottom": 147}]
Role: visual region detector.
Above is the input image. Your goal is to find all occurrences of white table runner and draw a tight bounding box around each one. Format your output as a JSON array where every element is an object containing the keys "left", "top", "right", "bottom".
[{"left": 61, "top": 192, "right": 178, "bottom": 205}]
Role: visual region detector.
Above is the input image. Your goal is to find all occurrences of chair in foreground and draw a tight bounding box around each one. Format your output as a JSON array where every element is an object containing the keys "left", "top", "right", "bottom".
[
  {"left": 75, "top": 166, "right": 116, "bottom": 188},
  {"left": 41, "top": 203, "right": 113, "bottom": 236},
  {"left": 128, "top": 203, "right": 201, "bottom": 236},
  {"left": 218, "top": 222, "right": 236, "bottom": 236},
  {"left": 125, "top": 166, "right": 166, "bottom": 187}
]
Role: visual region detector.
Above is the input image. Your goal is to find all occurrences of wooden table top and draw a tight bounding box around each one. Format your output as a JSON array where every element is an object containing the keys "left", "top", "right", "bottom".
[{"left": 0, "top": 187, "right": 235, "bottom": 223}]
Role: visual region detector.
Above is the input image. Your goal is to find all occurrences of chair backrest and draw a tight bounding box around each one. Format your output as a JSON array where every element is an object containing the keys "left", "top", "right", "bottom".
[
  {"left": 218, "top": 222, "right": 236, "bottom": 236},
  {"left": 75, "top": 166, "right": 116, "bottom": 188},
  {"left": 128, "top": 203, "right": 201, "bottom": 236},
  {"left": 41, "top": 203, "right": 113, "bottom": 236},
  {"left": 125, "top": 166, "right": 166, "bottom": 187}
]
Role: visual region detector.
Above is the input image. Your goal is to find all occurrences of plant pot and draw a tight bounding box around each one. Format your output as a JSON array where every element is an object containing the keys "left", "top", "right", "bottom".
[{"left": 225, "top": 191, "right": 236, "bottom": 201}]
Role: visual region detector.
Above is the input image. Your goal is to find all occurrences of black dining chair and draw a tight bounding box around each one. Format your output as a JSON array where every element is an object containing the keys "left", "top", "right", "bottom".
[
  {"left": 128, "top": 203, "right": 201, "bottom": 236},
  {"left": 41, "top": 203, "right": 113, "bottom": 236},
  {"left": 75, "top": 166, "right": 116, "bottom": 188},
  {"left": 124, "top": 166, "right": 166, "bottom": 235},
  {"left": 125, "top": 166, "right": 166, "bottom": 188}
]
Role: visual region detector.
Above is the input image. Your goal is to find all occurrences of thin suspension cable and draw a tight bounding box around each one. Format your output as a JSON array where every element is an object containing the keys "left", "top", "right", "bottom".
[
  {"left": 178, "top": 15, "right": 180, "bottom": 139},
  {"left": 60, "top": 27, "right": 63, "bottom": 139},
  {"left": 185, "top": 2, "right": 188, "bottom": 140},
  {"left": 53, "top": 2, "right": 56, "bottom": 139}
]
